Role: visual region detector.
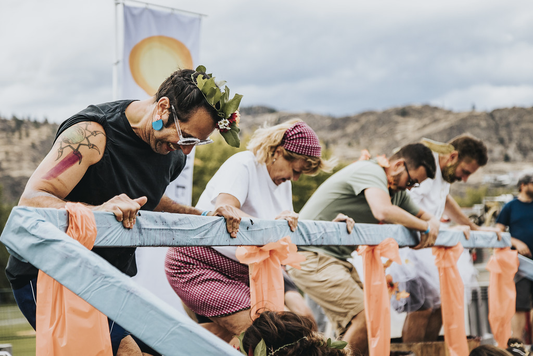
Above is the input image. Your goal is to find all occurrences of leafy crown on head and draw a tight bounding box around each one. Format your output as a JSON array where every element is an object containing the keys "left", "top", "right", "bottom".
[{"left": 193, "top": 65, "right": 243, "bottom": 148}]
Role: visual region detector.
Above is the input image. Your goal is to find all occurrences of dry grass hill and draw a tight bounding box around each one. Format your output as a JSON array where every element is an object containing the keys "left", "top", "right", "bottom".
[{"left": 1, "top": 104, "right": 532, "bottom": 203}]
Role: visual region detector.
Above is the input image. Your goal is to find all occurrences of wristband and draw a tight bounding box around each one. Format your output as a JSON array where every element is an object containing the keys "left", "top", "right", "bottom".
[
  {"left": 201, "top": 211, "right": 210, "bottom": 216},
  {"left": 424, "top": 224, "right": 430, "bottom": 235}
]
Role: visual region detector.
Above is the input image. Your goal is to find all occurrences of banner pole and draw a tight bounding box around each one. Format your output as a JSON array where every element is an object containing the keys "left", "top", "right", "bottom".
[{"left": 113, "top": 0, "right": 122, "bottom": 100}]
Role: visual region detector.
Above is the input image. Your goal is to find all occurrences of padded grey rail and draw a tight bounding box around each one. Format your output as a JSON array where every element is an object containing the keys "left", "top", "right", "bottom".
[
  {"left": 4, "top": 206, "right": 510, "bottom": 249},
  {"left": 0, "top": 207, "right": 517, "bottom": 356}
]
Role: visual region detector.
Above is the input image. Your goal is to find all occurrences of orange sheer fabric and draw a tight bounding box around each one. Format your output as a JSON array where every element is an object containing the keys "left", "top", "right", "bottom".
[
  {"left": 236, "top": 236, "right": 306, "bottom": 318},
  {"left": 486, "top": 247, "right": 519, "bottom": 348},
  {"left": 432, "top": 243, "right": 468, "bottom": 356},
  {"left": 36, "top": 203, "right": 112, "bottom": 356},
  {"left": 357, "top": 238, "right": 401, "bottom": 356}
]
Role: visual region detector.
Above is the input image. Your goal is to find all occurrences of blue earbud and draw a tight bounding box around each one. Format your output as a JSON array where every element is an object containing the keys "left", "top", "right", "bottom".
[{"left": 152, "top": 119, "right": 164, "bottom": 131}]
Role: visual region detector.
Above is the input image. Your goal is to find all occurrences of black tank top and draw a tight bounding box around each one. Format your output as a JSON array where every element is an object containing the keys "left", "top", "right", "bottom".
[{"left": 6, "top": 100, "right": 186, "bottom": 288}]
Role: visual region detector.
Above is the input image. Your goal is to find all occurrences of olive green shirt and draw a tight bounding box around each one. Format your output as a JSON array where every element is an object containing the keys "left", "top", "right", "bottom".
[{"left": 299, "top": 160, "right": 420, "bottom": 260}]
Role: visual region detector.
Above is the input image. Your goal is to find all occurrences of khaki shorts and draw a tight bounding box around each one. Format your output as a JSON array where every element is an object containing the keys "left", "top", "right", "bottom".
[{"left": 287, "top": 251, "right": 364, "bottom": 336}]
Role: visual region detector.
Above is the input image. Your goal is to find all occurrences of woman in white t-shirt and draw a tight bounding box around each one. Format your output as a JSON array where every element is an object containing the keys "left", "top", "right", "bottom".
[{"left": 165, "top": 119, "right": 344, "bottom": 344}]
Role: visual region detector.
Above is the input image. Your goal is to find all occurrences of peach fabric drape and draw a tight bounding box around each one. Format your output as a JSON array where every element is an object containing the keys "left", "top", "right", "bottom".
[
  {"left": 36, "top": 203, "right": 112, "bottom": 356},
  {"left": 236, "top": 236, "right": 306, "bottom": 318},
  {"left": 486, "top": 247, "right": 519, "bottom": 348},
  {"left": 357, "top": 238, "right": 401, "bottom": 356},
  {"left": 432, "top": 243, "right": 468, "bottom": 356}
]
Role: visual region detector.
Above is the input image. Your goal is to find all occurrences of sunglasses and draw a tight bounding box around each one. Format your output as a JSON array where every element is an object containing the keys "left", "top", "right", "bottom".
[
  {"left": 403, "top": 162, "right": 420, "bottom": 188},
  {"left": 171, "top": 105, "right": 213, "bottom": 146}
]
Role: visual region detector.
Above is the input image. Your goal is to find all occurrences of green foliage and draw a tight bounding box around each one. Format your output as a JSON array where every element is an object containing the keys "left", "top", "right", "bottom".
[
  {"left": 453, "top": 185, "right": 516, "bottom": 207},
  {"left": 453, "top": 186, "right": 488, "bottom": 207}
]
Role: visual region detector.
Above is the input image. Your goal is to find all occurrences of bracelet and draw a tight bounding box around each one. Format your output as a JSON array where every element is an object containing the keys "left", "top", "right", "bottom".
[
  {"left": 201, "top": 211, "right": 210, "bottom": 216},
  {"left": 424, "top": 224, "right": 430, "bottom": 235}
]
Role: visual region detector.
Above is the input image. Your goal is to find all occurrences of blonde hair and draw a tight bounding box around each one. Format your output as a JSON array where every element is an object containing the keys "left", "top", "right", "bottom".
[{"left": 247, "top": 118, "right": 336, "bottom": 176}]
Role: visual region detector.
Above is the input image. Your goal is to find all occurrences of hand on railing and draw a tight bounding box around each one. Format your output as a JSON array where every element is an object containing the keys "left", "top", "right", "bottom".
[
  {"left": 511, "top": 237, "right": 532, "bottom": 258},
  {"left": 476, "top": 226, "right": 502, "bottom": 241},
  {"left": 94, "top": 194, "right": 147, "bottom": 229},
  {"left": 275, "top": 210, "right": 299, "bottom": 232},
  {"left": 415, "top": 217, "right": 440, "bottom": 249},
  {"left": 211, "top": 204, "right": 242, "bottom": 238},
  {"left": 332, "top": 213, "right": 355, "bottom": 234}
]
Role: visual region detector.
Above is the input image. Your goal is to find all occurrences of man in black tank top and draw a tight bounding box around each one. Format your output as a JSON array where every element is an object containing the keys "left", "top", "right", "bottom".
[{"left": 5, "top": 67, "right": 243, "bottom": 355}]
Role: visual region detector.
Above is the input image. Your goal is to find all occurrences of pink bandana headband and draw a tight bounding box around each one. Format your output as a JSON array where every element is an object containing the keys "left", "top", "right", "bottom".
[{"left": 281, "top": 122, "right": 322, "bottom": 157}]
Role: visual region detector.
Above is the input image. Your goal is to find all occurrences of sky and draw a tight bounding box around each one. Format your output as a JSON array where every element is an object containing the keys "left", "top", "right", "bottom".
[{"left": 1, "top": 0, "right": 533, "bottom": 123}]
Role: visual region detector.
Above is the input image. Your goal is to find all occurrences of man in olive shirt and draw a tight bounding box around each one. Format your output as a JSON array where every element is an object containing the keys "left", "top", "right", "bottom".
[{"left": 288, "top": 143, "right": 440, "bottom": 355}]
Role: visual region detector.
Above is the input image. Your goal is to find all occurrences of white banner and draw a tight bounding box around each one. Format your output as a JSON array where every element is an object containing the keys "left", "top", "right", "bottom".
[
  {"left": 121, "top": 5, "right": 201, "bottom": 99},
  {"left": 121, "top": 4, "right": 201, "bottom": 314}
]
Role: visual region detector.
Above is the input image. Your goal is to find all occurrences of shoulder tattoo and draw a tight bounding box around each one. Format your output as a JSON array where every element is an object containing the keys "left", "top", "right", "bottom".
[{"left": 42, "top": 123, "right": 105, "bottom": 180}]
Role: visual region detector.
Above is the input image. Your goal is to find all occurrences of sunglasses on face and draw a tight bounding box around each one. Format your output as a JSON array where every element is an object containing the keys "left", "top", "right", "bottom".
[
  {"left": 171, "top": 105, "right": 213, "bottom": 146},
  {"left": 403, "top": 162, "right": 420, "bottom": 188}
]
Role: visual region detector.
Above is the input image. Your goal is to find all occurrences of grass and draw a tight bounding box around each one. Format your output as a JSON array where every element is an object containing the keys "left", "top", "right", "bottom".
[{"left": 0, "top": 304, "right": 35, "bottom": 356}]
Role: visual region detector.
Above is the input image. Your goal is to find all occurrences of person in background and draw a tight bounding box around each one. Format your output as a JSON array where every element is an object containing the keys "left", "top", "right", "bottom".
[
  {"left": 496, "top": 174, "right": 533, "bottom": 342},
  {"left": 288, "top": 143, "right": 440, "bottom": 355},
  {"left": 165, "top": 119, "right": 349, "bottom": 347},
  {"left": 393, "top": 135, "right": 499, "bottom": 342}
]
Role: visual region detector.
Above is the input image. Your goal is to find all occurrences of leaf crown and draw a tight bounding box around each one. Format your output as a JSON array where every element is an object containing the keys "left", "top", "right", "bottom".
[{"left": 193, "top": 65, "right": 243, "bottom": 147}]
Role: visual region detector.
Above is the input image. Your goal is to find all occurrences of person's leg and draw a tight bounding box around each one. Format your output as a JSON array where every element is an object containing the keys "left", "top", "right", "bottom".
[
  {"left": 424, "top": 307, "right": 443, "bottom": 341},
  {"left": 513, "top": 277, "right": 532, "bottom": 340},
  {"left": 210, "top": 309, "right": 253, "bottom": 348},
  {"left": 12, "top": 277, "right": 38, "bottom": 329},
  {"left": 284, "top": 291, "right": 317, "bottom": 329},
  {"left": 341, "top": 311, "right": 368, "bottom": 355},
  {"left": 402, "top": 309, "right": 432, "bottom": 342},
  {"left": 288, "top": 252, "right": 367, "bottom": 353},
  {"left": 512, "top": 311, "right": 527, "bottom": 340},
  {"left": 282, "top": 269, "right": 317, "bottom": 328}
]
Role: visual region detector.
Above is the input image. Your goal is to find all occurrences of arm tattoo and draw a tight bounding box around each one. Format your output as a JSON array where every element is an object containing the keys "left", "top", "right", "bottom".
[{"left": 43, "top": 123, "right": 105, "bottom": 180}]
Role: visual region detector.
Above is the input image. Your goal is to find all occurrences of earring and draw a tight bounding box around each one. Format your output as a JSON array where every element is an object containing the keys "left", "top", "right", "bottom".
[
  {"left": 273, "top": 158, "right": 276, "bottom": 163},
  {"left": 152, "top": 114, "right": 163, "bottom": 131}
]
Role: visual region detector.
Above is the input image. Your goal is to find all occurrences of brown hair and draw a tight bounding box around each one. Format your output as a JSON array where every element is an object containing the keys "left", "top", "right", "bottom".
[
  {"left": 389, "top": 143, "right": 436, "bottom": 179},
  {"left": 154, "top": 69, "right": 218, "bottom": 124},
  {"left": 448, "top": 134, "right": 488, "bottom": 166},
  {"left": 469, "top": 345, "right": 512, "bottom": 356},
  {"left": 242, "top": 311, "right": 352, "bottom": 356}
]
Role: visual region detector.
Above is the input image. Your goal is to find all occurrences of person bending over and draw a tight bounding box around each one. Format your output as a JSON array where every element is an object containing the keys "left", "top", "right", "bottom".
[{"left": 288, "top": 143, "right": 440, "bottom": 355}]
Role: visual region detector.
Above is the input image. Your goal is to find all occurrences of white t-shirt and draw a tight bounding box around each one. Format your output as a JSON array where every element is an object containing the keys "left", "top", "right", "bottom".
[
  {"left": 196, "top": 151, "right": 293, "bottom": 260},
  {"left": 408, "top": 152, "right": 450, "bottom": 219}
]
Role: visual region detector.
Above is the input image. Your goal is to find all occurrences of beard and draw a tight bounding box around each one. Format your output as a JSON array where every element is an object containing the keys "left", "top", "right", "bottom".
[
  {"left": 388, "top": 172, "right": 403, "bottom": 193},
  {"left": 442, "top": 161, "right": 460, "bottom": 183}
]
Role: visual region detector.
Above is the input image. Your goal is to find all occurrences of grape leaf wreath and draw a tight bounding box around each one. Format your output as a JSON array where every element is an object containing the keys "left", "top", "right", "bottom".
[{"left": 193, "top": 65, "right": 243, "bottom": 148}]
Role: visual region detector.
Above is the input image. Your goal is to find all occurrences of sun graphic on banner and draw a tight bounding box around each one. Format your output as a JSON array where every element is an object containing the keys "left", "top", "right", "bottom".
[{"left": 129, "top": 35, "right": 193, "bottom": 96}]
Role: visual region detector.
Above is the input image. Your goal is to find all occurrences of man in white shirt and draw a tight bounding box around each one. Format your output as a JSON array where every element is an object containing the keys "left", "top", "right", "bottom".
[{"left": 399, "top": 134, "right": 500, "bottom": 342}]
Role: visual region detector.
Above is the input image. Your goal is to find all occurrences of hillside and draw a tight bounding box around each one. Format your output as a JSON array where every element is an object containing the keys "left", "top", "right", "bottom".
[
  {"left": 240, "top": 105, "right": 533, "bottom": 164},
  {"left": 0, "top": 117, "right": 58, "bottom": 202},
  {"left": 1, "top": 105, "right": 533, "bottom": 203}
]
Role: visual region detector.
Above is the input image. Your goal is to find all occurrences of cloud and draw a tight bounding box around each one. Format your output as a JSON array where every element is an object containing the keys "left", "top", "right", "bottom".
[
  {"left": 1, "top": 0, "right": 533, "bottom": 121},
  {"left": 430, "top": 84, "right": 533, "bottom": 111}
]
